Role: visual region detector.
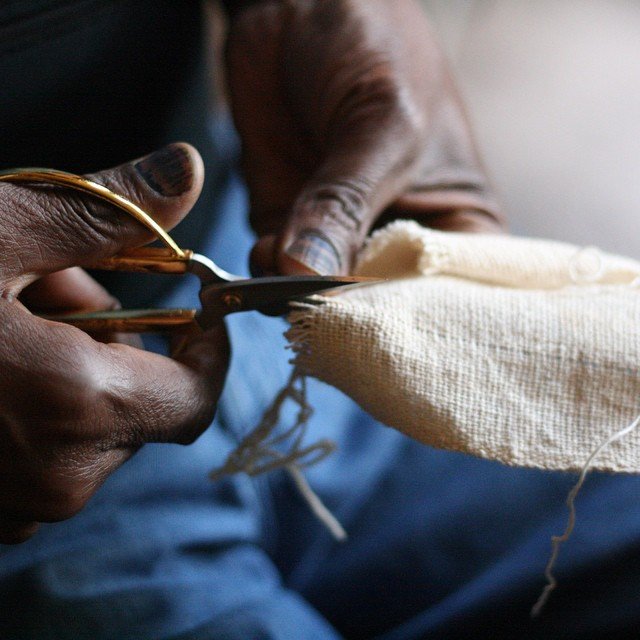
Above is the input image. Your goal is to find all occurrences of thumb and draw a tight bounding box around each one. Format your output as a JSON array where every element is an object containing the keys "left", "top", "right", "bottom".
[
  {"left": 0, "top": 142, "right": 203, "bottom": 290},
  {"left": 251, "top": 173, "right": 392, "bottom": 275},
  {"left": 278, "top": 181, "right": 369, "bottom": 276},
  {"left": 258, "top": 128, "right": 415, "bottom": 276}
]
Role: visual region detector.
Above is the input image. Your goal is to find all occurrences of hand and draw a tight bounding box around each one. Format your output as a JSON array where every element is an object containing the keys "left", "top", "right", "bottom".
[
  {"left": 225, "top": 0, "right": 504, "bottom": 276},
  {"left": 0, "top": 143, "right": 229, "bottom": 543}
]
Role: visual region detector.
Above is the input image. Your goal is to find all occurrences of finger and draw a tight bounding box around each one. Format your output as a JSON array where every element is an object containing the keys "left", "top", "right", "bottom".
[
  {"left": 101, "top": 323, "right": 230, "bottom": 447},
  {"left": 242, "top": 0, "right": 434, "bottom": 276},
  {"left": 18, "top": 267, "right": 143, "bottom": 347},
  {"left": 377, "top": 207, "right": 505, "bottom": 236},
  {"left": 19, "top": 267, "right": 119, "bottom": 313},
  {"left": 269, "top": 79, "right": 423, "bottom": 275},
  {"left": 0, "top": 142, "right": 204, "bottom": 291},
  {"left": 1, "top": 299, "right": 228, "bottom": 451},
  {"left": 414, "top": 209, "right": 504, "bottom": 233},
  {"left": 275, "top": 145, "right": 414, "bottom": 275},
  {"left": 249, "top": 235, "right": 278, "bottom": 276}
]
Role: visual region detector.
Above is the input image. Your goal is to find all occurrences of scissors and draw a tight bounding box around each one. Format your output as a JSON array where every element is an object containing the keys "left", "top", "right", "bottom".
[{"left": 0, "top": 168, "right": 377, "bottom": 333}]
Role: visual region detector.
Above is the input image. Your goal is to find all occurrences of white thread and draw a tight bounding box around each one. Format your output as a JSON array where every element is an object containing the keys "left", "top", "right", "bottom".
[
  {"left": 286, "top": 464, "right": 347, "bottom": 541},
  {"left": 531, "top": 410, "right": 640, "bottom": 618},
  {"left": 210, "top": 370, "right": 347, "bottom": 540}
]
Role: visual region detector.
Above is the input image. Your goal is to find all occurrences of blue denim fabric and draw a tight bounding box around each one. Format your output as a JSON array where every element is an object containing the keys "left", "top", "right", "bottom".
[{"left": 2, "top": 121, "right": 640, "bottom": 639}]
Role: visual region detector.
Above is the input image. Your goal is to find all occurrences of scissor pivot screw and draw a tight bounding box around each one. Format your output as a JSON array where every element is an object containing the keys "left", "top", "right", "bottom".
[{"left": 222, "top": 293, "right": 242, "bottom": 310}]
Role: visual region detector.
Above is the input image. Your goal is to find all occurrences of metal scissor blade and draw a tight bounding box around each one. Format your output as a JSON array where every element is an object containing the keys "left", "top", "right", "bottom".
[{"left": 198, "top": 275, "right": 379, "bottom": 328}]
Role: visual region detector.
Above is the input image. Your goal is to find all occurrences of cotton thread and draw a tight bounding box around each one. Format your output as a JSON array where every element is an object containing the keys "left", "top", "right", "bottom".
[
  {"left": 533, "top": 252, "right": 640, "bottom": 616},
  {"left": 531, "top": 410, "right": 640, "bottom": 617},
  {"left": 210, "top": 370, "right": 347, "bottom": 540}
]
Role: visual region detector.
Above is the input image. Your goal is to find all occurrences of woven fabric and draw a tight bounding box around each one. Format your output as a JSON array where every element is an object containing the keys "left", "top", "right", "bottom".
[{"left": 287, "top": 221, "right": 640, "bottom": 473}]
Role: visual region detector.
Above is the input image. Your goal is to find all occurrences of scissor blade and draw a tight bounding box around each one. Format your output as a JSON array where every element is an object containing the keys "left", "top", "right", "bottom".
[{"left": 198, "top": 275, "right": 379, "bottom": 328}]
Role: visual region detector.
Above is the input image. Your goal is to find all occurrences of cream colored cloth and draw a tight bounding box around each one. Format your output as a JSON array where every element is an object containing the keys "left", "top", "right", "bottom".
[{"left": 287, "top": 221, "right": 640, "bottom": 473}]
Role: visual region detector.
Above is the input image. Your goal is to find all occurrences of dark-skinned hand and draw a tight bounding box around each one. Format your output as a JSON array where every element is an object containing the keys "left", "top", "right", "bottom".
[
  {"left": 225, "top": 0, "right": 504, "bottom": 276},
  {"left": 0, "top": 143, "right": 229, "bottom": 544}
]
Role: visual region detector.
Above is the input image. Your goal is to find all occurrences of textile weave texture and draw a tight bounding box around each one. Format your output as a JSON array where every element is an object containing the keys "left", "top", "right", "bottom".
[{"left": 287, "top": 221, "right": 640, "bottom": 473}]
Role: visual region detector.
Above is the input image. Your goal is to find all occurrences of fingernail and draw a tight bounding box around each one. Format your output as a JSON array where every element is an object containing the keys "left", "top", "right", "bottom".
[
  {"left": 135, "top": 144, "right": 193, "bottom": 196},
  {"left": 284, "top": 230, "right": 342, "bottom": 275}
]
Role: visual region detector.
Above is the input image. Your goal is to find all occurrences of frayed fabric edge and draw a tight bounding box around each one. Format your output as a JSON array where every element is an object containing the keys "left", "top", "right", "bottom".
[{"left": 210, "top": 359, "right": 347, "bottom": 542}]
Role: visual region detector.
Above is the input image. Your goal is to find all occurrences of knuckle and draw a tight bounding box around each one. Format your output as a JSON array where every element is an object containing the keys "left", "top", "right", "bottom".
[
  {"left": 330, "top": 67, "right": 425, "bottom": 166},
  {"left": 97, "top": 173, "right": 145, "bottom": 213},
  {"left": 336, "top": 66, "right": 417, "bottom": 130},
  {"left": 305, "top": 178, "right": 372, "bottom": 234},
  {"left": 54, "top": 192, "right": 127, "bottom": 251},
  {"left": 1, "top": 335, "right": 108, "bottom": 442},
  {"left": 3, "top": 185, "right": 125, "bottom": 268},
  {"left": 0, "top": 187, "right": 56, "bottom": 276},
  {"left": 115, "top": 366, "right": 217, "bottom": 447}
]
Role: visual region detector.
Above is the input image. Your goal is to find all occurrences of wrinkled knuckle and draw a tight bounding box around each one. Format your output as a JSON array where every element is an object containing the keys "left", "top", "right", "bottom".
[
  {"left": 341, "top": 70, "right": 408, "bottom": 125},
  {"left": 371, "top": 84, "right": 425, "bottom": 156},
  {"left": 59, "top": 193, "right": 127, "bottom": 249},
  {"left": 393, "top": 88, "right": 426, "bottom": 132},
  {"left": 97, "top": 173, "right": 145, "bottom": 212},
  {"left": 311, "top": 179, "right": 371, "bottom": 233},
  {"left": 372, "top": 79, "right": 408, "bottom": 116},
  {"left": 114, "top": 392, "right": 164, "bottom": 447},
  {"left": 3, "top": 188, "right": 63, "bottom": 257}
]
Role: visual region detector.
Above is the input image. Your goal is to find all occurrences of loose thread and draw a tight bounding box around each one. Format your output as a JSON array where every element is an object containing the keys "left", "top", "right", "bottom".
[
  {"left": 210, "top": 369, "right": 347, "bottom": 541},
  {"left": 286, "top": 464, "right": 347, "bottom": 541},
  {"left": 531, "top": 411, "right": 640, "bottom": 618}
]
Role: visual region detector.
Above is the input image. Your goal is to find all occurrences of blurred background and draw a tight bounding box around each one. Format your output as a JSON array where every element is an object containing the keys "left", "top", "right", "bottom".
[{"left": 421, "top": 0, "right": 640, "bottom": 257}]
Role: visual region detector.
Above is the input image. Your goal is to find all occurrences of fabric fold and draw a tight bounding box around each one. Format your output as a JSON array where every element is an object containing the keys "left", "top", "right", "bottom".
[{"left": 287, "top": 221, "right": 640, "bottom": 473}]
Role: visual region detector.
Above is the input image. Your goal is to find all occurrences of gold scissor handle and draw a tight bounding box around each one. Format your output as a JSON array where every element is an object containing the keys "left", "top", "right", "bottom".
[
  {"left": 89, "top": 246, "right": 193, "bottom": 274},
  {"left": 0, "top": 168, "right": 187, "bottom": 259},
  {"left": 0, "top": 168, "right": 198, "bottom": 333},
  {"left": 39, "top": 309, "right": 198, "bottom": 333}
]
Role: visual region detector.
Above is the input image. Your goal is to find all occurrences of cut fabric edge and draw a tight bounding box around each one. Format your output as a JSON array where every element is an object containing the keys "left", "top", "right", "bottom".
[{"left": 286, "top": 300, "right": 640, "bottom": 476}]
